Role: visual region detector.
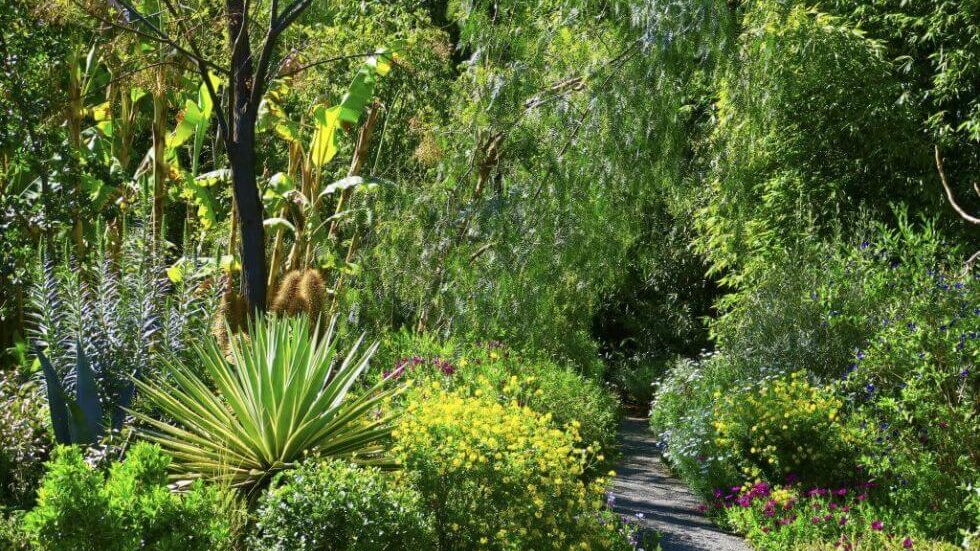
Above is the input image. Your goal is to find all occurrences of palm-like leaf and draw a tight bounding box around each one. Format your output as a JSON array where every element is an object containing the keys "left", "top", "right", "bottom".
[{"left": 133, "top": 315, "right": 398, "bottom": 489}]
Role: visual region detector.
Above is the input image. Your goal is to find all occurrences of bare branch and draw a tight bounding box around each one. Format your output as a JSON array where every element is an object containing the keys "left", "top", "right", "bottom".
[
  {"left": 113, "top": 0, "right": 227, "bottom": 75},
  {"left": 154, "top": 0, "right": 230, "bottom": 138},
  {"left": 276, "top": 51, "right": 379, "bottom": 79},
  {"left": 83, "top": 61, "right": 179, "bottom": 100},
  {"left": 935, "top": 145, "right": 980, "bottom": 225},
  {"left": 78, "top": 0, "right": 228, "bottom": 76},
  {"left": 273, "top": 0, "right": 313, "bottom": 33},
  {"left": 247, "top": 0, "right": 280, "bottom": 114}
]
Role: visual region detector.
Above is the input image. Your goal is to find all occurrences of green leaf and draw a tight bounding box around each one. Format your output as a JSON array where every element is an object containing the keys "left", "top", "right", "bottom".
[
  {"left": 73, "top": 344, "right": 104, "bottom": 444},
  {"left": 263, "top": 217, "right": 296, "bottom": 234},
  {"left": 38, "top": 351, "right": 71, "bottom": 444},
  {"left": 166, "top": 260, "right": 185, "bottom": 283},
  {"left": 220, "top": 255, "right": 241, "bottom": 273},
  {"left": 310, "top": 105, "right": 342, "bottom": 167}
]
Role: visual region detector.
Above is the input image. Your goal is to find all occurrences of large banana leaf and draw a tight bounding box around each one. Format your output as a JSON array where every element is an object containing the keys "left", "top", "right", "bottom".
[{"left": 133, "top": 315, "right": 398, "bottom": 489}]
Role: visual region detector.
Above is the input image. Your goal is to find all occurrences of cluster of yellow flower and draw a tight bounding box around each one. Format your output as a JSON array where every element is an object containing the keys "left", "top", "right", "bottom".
[
  {"left": 392, "top": 382, "right": 629, "bottom": 550},
  {"left": 712, "top": 371, "right": 854, "bottom": 481}
]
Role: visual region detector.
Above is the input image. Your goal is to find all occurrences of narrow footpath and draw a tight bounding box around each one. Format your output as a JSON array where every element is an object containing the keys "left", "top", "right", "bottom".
[{"left": 611, "top": 416, "right": 751, "bottom": 551}]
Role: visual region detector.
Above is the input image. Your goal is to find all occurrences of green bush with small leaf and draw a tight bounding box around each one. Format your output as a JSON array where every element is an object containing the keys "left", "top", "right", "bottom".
[
  {"left": 22, "top": 443, "right": 232, "bottom": 551},
  {"left": 251, "top": 459, "right": 433, "bottom": 550}
]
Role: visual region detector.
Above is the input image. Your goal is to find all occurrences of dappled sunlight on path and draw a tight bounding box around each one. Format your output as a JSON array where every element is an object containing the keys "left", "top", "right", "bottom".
[{"left": 611, "top": 417, "right": 751, "bottom": 551}]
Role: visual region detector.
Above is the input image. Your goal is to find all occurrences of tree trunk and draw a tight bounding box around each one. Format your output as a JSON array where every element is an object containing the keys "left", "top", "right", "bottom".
[
  {"left": 224, "top": 0, "right": 267, "bottom": 312},
  {"left": 228, "top": 125, "right": 267, "bottom": 312}
]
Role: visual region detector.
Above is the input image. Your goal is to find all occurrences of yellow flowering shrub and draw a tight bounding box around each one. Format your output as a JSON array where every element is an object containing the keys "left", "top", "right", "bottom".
[
  {"left": 375, "top": 336, "right": 620, "bottom": 469},
  {"left": 712, "top": 372, "right": 858, "bottom": 486},
  {"left": 392, "top": 384, "right": 633, "bottom": 550}
]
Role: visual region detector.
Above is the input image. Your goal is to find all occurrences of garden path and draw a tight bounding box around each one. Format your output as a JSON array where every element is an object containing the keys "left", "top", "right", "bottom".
[{"left": 611, "top": 416, "right": 751, "bottom": 551}]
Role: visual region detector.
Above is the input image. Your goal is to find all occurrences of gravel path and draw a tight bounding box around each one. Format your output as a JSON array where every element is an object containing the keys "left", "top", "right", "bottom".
[{"left": 611, "top": 416, "right": 751, "bottom": 551}]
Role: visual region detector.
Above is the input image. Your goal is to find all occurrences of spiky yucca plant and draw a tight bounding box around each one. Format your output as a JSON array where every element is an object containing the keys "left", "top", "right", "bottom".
[{"left": 134, "top": 315, "right": 398, "bottom": 491}]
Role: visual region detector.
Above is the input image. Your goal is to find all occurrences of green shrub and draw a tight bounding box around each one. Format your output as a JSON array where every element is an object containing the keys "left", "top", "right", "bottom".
[
  {"left": 658, "top": 218, "right": 977, "bottom": 542},
  {"left": 378, "top": 334, "right": 620, "bottom": 465},
  {"left": 22, "top": 443, "right": 232, "bottom": 551},
  {"left": 251, "top": 459, "right": 433, "bottom": 550},
  {"left": 0, "top": 373, "right": 50, "bottom": 508},
  {"left": 712, "top": 372, "right": 858, "bottom": 488},
  {"left": 0, "top": 510, "right": 28, "bottom": 550},
  {"left": 828, "top": 224, "right": 978, "bottom": 538},
  {"left": 392, "top": 384, "right": 634, "bottom": 550},
  {"left": 649, "top": 353, "right": 743, "bottom": 497}
]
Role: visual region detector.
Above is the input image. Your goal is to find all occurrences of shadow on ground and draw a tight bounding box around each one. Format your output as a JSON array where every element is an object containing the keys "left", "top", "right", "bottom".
[{"left": 611, "top": 417, "right": 750, "bottom": 551}]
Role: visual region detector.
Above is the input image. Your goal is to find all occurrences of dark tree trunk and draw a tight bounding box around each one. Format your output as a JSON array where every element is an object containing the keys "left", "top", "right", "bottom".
[
  {"left": 225, "top": 0, "right": 268, "bottom": 312},
  {"left": 228, "top": 129, "right": 267, "bottom": 312}
]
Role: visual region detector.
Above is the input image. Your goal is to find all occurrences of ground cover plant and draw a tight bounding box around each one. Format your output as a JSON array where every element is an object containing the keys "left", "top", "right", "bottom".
[{"left": 0, "top": 0, "right": 977, "bottom": 549}]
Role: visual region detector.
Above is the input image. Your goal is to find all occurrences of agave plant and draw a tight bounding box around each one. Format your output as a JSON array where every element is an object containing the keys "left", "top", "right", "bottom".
[
  {"left": 133, "top": 314, "right": 398, "bottom": 490},
  {"left": 37, "top": 344, "right": 134, "bottom": 445}
]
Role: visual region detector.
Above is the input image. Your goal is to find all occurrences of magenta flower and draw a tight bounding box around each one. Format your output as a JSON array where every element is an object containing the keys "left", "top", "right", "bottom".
[
  {"left": 871, "top": 520, "right": 884, "bottom": 531},
  {"left": 763, "top": 502, "right": 776, "bottom": 517},
  {"left": 902, "top": 537, "right": 913, "bottom": 548}
]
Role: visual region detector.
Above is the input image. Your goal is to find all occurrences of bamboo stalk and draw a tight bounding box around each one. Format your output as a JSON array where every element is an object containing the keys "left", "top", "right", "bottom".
[
  {"left": 268, "top": 140, "right": 303, "bottom": 289},
  {"left": 68, "top": 47, "right": 85, "bottom": 259},
  {"left": 151, "top": 67, "right": 168, "bottom": 241}
]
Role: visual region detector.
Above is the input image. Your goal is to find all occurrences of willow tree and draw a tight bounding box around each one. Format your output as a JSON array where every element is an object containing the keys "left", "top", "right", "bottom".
[{"left": 88, "top": 0, "right": 326, "bottom": 311}]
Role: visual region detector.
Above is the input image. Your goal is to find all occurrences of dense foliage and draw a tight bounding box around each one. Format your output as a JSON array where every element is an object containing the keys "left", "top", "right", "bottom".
[
  {"left": 251, "top": 459, "right": 433, "bottom": 550},
  {"left": 0, "top": 0, "right": 976, "bottom": 548},
  {"left": 376, "top": 334, "right": 621, "bottom": 462},
  {"left": 22, "top": 443, "right": 232, "bottom": 550}
]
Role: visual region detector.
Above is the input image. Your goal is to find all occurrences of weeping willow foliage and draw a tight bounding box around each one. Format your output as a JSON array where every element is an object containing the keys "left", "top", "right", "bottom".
[{"left": 348, "top": 0, "right": 734, "bottom": 370}]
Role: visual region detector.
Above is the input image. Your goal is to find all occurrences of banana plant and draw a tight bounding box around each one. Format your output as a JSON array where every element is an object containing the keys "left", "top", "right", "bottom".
[{"left": 258, "top": 48, "right": 396, "bottom": 284}]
